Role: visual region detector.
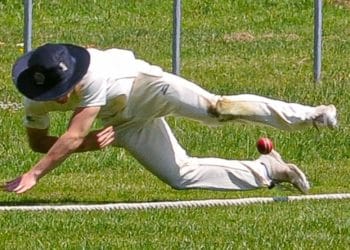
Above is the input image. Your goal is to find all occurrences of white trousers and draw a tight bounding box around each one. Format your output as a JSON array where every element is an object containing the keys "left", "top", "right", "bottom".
[{"left": 112, "top": 72, "right": 318, "bottom": 190}]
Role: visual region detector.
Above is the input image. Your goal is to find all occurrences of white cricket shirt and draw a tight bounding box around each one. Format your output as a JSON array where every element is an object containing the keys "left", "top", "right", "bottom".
[{"left": 23, "top": 47, "right": 158, "bottom": 129}]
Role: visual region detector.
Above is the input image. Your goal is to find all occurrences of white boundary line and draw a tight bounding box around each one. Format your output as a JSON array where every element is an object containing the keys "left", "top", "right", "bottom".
[{"left": 1, "top": 193, "right": 350, "bottom": 212}]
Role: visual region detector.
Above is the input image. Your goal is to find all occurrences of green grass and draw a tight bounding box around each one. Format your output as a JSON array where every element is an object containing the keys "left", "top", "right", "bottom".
[
  {"left": 1, "top": 0, "right": 350, "bottom": 249},
  {"left": 1, "top": 201, "right": 350, "bottom": 249}
]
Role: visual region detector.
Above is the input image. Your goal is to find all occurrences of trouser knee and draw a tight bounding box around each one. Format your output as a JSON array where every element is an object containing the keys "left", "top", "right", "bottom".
[{"left": 162, "top": 176, "right": 189, "bottom": 190}]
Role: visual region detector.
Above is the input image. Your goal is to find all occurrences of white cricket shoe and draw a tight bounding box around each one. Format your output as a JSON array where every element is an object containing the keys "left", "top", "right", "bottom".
[
  {"left": 259, "top": 150, "right": 310, "bottom": 194},
  {"left": 313, "top": 104, "right": 338, "bottom": 129}
]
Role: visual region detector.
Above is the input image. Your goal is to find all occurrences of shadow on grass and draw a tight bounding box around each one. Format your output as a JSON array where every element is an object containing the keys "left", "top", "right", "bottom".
[
  {"left": 0, "top": 197, "right": 202, "bottom": 206},
  {"left": 0, "top": 184, "right": 302, "bottom": 206}
]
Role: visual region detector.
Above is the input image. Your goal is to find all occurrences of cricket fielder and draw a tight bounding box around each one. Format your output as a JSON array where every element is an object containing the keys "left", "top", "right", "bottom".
[{"left": 3, "top": 43, "right": 337, "bottom": 194}]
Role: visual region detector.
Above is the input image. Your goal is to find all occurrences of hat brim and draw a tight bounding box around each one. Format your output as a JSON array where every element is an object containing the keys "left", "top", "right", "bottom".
[{"left": 12, "top": 44, "right": 90, "bottom": 101}]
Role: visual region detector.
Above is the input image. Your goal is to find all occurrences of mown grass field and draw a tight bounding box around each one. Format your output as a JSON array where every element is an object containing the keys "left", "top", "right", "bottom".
[{"left": 0, "top": 0, "right": 350, "bottom": 249}]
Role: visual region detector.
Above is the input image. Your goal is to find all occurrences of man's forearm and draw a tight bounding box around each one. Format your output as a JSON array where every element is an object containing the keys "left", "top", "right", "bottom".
[
  {"left": 29, "top": 133, "right": 85, "bottom": 179},
  {"left": 33, "top": 131, "right": 105, "bottom": 154}
]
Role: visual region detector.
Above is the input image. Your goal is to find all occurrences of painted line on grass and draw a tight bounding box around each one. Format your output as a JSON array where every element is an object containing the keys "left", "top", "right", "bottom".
[{"left": 0, "top": 193, "right": 349, "bottom": 211}]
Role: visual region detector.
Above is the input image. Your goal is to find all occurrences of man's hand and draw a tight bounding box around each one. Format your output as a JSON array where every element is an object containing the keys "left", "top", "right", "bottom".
[
  {"left": 79, "top": 126, "right": 116, "bottom": 152},
  {"left": 3, "top": 106, "right": 102, "bottom": 195},
  {"left": 95, "top": 126, "right": 116, "bottom": 149},
  {"left": 1, "top": 126, "right": 116, "bottom": 194},
  {"left": 2, "top": 172, "right": 38, "bottom": 194}
]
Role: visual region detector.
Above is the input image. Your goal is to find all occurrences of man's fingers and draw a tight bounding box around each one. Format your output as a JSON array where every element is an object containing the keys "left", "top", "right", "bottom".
[
  {"left": 97, "top": 126, "right": 114, "bottom": 137},
  {"left": 2, "top": 176, "right": 31, "bottom": 193},
  {"left": 13, "top": 184, "right": 24, "bottom": 193},
  {"left": 99, "top": 137, "right": 115, "bottom": 148},
  {"left": 96, "top": 127, "right": 115, "bottom": 148},
  {"left": 13, "top": 185, "right": 28, "bottom": 194},
  {"left": 2, "top": 173, "right": 37, "bottom": 194},
  {"left": 98, "top": 136, "right": 115, "bottom": 148}
]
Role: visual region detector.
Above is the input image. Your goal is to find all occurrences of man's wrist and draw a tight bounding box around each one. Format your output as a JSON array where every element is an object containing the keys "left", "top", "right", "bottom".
[{"left": 28, "top": 169, "right": 42, "bottom": 180}]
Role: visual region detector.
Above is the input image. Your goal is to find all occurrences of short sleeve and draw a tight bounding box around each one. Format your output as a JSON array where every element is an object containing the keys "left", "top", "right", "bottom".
[
  {"left": 23, "top": 98, "right": 50, "bottom": 129},
  {"left": 77, "top": 76, "right": 107, "bottom": 107}
]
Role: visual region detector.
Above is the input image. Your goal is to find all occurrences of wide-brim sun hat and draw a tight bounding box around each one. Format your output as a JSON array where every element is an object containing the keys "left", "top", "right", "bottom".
[{"left": 12, "top": 43, "right": 90, "bottom": 101}]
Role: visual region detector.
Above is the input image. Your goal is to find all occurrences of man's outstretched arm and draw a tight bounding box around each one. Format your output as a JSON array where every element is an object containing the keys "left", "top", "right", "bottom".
[{"left": 3, "top": 106, "right": 104, "bottom": 194}]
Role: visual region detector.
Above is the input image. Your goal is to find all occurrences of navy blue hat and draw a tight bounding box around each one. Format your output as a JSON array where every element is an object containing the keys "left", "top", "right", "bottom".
[{"left": 12, "top": 43, "right": 90, "bottom": 101}]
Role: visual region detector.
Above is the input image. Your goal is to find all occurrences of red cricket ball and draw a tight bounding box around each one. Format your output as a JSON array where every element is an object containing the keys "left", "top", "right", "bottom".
[{"left": 256, "top": 137, "right": 274, "bottom": 154}]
